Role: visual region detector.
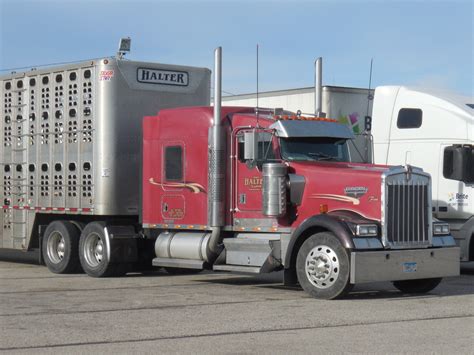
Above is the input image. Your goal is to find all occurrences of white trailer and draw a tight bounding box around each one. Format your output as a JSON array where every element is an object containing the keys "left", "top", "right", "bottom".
[{"left": 222, "top": 85, "right": 374, "bottom": 162}]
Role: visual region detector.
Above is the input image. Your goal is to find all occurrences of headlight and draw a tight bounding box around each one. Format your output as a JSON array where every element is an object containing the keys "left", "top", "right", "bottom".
[
  {"left": 355, "top": 224, "right": 378, "bottom": 237},
  {"left": 433, "top": 223, "right": 450, "bottom": 235}
]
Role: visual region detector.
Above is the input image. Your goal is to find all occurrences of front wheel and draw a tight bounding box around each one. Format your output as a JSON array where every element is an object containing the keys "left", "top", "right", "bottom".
[
  {"left": 392, "top": 278, "right": 442, "bottom": 294},
  {"left": 296, "top": 232, "right": 352, "bottom": 299},
  {"left": 79, "top": 222, "right": 128, "bottom": 277}
]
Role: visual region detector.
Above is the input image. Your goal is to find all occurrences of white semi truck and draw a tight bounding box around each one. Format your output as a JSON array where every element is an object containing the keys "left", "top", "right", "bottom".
[
  {"left": 371, "top": 86, "right": 473, "bottom": 261},
  {"left": 223, "top": 63, "right": 473, "bottom": 261}
]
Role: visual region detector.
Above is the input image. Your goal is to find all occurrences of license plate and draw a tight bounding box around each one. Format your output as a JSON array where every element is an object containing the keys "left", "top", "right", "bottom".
[{"left": 403, "top": 262, "right": 417, "bottom": 273}]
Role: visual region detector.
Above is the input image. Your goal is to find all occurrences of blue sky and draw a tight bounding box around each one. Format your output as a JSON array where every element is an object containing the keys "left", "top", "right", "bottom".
[{"left": 0, "top": 0, "right": 472, "bottom": 96}]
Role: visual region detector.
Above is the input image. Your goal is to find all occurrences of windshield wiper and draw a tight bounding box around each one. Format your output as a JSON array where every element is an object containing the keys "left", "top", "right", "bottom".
[{"left": 307, "top": 152, "right": 340, "bottom": 161}]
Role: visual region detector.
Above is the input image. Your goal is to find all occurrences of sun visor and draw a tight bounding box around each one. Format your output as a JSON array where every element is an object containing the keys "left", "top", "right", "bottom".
[{"left": 270, "top": 120, "right": 355, "bottom": 139}]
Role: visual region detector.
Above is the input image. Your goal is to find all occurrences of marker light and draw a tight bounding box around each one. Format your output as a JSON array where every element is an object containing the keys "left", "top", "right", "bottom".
[
  {"left": 273, "top": 114, "right": 338, "bottom": 123},
  {"left": 355, "top": 224, "right": 378, "bottom": 237}
]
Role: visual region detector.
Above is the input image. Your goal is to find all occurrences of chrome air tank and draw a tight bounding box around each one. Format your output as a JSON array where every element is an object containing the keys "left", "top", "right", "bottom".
[{"left": 262, "top": 163, "right": 288, "bottom": 217}]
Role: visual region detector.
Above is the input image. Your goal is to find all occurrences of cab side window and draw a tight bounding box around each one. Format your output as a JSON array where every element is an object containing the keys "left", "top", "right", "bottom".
[
  {"left": 397, "top": 108, "right": 422, "bottom": 129},
  {"left": 165, "top": 145, "right": 183, "bottom": 181}
]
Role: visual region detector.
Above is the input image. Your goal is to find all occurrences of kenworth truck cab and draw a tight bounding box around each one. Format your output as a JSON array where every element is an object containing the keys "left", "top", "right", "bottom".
[{"left": 137, "top": 48, "right": 460, "bottom": 299}]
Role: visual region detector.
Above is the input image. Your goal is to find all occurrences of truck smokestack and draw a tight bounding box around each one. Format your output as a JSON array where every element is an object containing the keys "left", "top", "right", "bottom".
[
  {"left": 213, "top": 47, "right": 222, "bottom": 128},
  {"left": 208, "top": 46, "right": 225, "bottom": 229},
  {"left": 314, "top": 57, "right": 325, "bottom": 117}
]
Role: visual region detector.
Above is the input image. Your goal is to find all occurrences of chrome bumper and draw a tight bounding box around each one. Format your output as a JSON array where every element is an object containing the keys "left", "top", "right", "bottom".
[{"left": 350, "top": 247, "right": 460, "bottom": 284}]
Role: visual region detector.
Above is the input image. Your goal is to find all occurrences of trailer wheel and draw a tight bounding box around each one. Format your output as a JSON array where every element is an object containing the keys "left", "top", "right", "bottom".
[
  {"left": 42, "top": 221, "right": 82, "bottom": 274},
  {"left": 296, "top": 232, "right": 352, "bottom": 299},
  {"left": 392, "top": 278, "right": 442, "bottom": 294},
  {"left": 79, "top": 222, "right": 127, "bottom": 277}
]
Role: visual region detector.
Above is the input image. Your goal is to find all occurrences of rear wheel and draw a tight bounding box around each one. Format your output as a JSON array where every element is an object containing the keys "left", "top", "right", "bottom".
[
  {"left": 79, "top": 222, "right": 128, "bottom": 277},
  {"left": 392, "top": 278, "right": 442, "bottom": 294},
  {"left": 296, "top": 232, "right": 352, "bottom": 299},
  {"left": 42, "top": 221, "right": 82, "bottom": 274}
]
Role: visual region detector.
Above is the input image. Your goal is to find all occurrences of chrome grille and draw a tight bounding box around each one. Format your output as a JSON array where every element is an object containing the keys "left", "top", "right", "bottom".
[{"left": 383, "top": 170, "right": 432, "bottom": 248}]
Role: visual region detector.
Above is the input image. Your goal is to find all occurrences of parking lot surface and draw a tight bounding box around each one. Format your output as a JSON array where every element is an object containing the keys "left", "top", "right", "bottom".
[{"left": 0, "top": 258, "right": 473, "bottom": 354}]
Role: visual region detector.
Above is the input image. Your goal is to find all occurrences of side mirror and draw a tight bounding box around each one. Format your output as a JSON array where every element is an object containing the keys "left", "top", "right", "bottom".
[
  {"left": 443, "top": 145, "right": 474, "bottom": 184},
  {"left": 243, "top": 131, "right": 258, "bottom": 161}
]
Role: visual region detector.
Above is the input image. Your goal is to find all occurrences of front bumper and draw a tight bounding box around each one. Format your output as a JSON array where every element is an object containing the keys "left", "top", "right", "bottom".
[{"left": 350, "top": 247, "right": 460, "bottom": 284}]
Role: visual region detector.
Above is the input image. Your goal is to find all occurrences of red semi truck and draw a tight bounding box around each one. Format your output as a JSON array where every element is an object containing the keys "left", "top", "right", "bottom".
[{"left": 1, "top": 47, "right": 459, "bottom": 299}]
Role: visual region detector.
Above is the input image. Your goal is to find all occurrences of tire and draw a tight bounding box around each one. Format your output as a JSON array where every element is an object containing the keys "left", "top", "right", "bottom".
[
  {"left": 164, "top": 267, "right": 202, "bottom": 275},
  {"left": 42, "top": 220, "right": 82, "bottom": 274},
  {"left": 79, "top": 222, "right": 128, "bottom": 277},
  {"left": 392, "top": 278, "right": 442, "bottom": 294},
  {"left": 296, "top": 232, "right": 353, "bottom": 299}
]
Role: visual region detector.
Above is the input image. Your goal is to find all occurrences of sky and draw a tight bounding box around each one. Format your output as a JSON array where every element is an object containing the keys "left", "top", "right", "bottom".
[{"left": 0, "top": 0, "right": 473, "bottom": 97}]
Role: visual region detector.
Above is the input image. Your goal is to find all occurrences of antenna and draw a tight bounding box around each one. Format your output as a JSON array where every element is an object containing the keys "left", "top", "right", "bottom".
[
  {"left": 256, "top": 44, "right": 260, "bottom": 127},
  {"left": 366, "top": 58, "right": 374, "bottom": 118}
]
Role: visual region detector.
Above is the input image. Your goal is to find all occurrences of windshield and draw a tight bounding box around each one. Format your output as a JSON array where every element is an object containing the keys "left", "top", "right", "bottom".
[{"left": 280, "top": 137, "right": 350, "bottom": 162}]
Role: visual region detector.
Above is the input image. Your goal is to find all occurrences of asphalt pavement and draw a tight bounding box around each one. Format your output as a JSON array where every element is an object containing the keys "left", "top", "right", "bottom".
[{"left": 0, "top": 258, "right": 473, "bottom": 354}]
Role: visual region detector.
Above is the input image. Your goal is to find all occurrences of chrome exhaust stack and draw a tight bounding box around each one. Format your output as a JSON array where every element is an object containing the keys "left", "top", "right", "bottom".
[
  {"left": 153, "top": 47, "right": 225, "bottom": 268},
  {"left": 207, "top": 47, "right": 225, "bottom": 256},
  {"left": 314, "top": 57, "right": 326, "bottom": 117}
]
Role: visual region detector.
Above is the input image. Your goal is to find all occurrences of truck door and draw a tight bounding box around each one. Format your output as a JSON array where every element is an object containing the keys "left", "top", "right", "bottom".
[
  {"left": 436, "top": 143, "right": 473, "bottom": 220},
  {"left": 234, "top": 130, "right": 278, "bottom": 217}
]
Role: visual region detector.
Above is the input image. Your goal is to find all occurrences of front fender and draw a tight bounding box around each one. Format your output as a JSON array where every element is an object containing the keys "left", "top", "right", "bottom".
[{"left": 284, "top": 214, "right": 355, "bottom": 269}]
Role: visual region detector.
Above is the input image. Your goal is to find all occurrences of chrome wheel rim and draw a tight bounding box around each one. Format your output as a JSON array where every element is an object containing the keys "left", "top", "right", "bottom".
[
  {"left": 83, "top": 232, "right": 104, "bottom": 268},
  {"left": 305, "top": 245, "right": 339, "bottom": 289},
  {"left": 46, "top": 232, "right": 66, "bottom": 264}
]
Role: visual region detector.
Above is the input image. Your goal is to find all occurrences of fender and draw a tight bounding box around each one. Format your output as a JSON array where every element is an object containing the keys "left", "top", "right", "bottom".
[
  {"left": 284, "top": 214, "right": 355, "bottom": 269},
  {"left": 104, "top": 225, "right": 139, "bottom": 263}
]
